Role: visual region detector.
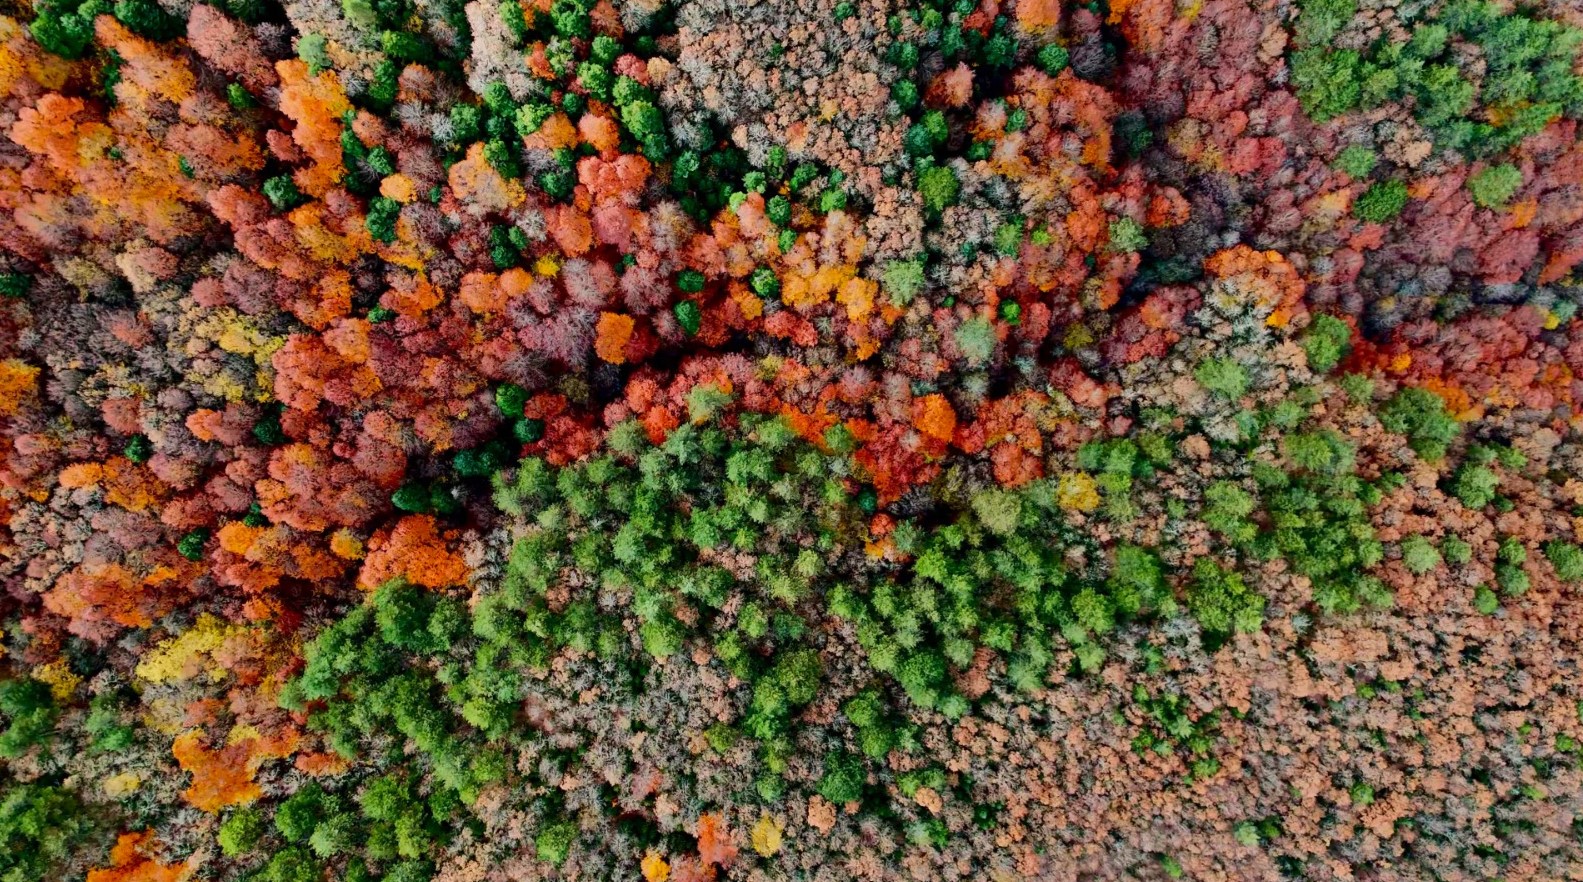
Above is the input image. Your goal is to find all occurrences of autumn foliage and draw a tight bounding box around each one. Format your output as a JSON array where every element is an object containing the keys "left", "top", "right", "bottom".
[{"left": 1, "top": 0, "right": 1582, "bottom": 879}]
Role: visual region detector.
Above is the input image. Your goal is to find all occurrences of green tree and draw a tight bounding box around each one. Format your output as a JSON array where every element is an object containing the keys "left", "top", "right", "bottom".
[
  {"left": 264, "top": 176, "right": 306, "bottom": 212},
  {"left": 366, "top": 197, "right": 402, "bottom": 243},
  {"left": 0, "top": 679, "right": 58, "bottom": 759},
  {"left": 1196, "top": 358, "right": 1249, "bottom": 398},
  {"left": 1379, "top": 387, "right": 1460, "bottom": 461},
  {"left": 536, "top": 820, "right": 577, "bottom": 865},
  {"left": 113, "top": 0, "right": 181, "bottom": 39},
  {"left": 1037, "top": 44, "right": 1069, "bottom": 75},
  {"left": 1353, "top": 180, "right": 1408, "bottom": 222},
  {"left": 0, "top": 783, "right": 100, "bottom": 882},
  {"left": 883, "top": 260, "right": 925, "bottom": 304},
  {"left": 1467, "top": 164, "right": 1522, "bottom": 208},
  {"left": 1186, "top": 558, "right": 1264, "bottom": 636},
  {"left": 1450, "top": 461, "right": 1499, "bottom": 509},
  {"left": 1291, "top": 48, "right": 1362, "bottom": 120},
  {"left": 918, "top": 165, "right": 960, "bottom": 213},
  {"left": 817, "top": 750, "right": 866, "bottom": 804},
  {"left": 1399, "top": 535, "right": 1442, "bottom": 574},
  {"left": 1544, "top": 541, "right": 1583, "bottom": 583},
  {"left": 275, "top": 783, "right": 328, "bottom": 843},
  {"left": 769, "top": 649, "right": 823, "bottom": 706},
  {"left": 1334, "top": 145, "right": 1377, "bottom": 177},
  {"left": 1301, "top": 314, "right": 1352, "bottom": 373},
  {"left": 219, "top": 806, "right": 267, "bottom": 856}
]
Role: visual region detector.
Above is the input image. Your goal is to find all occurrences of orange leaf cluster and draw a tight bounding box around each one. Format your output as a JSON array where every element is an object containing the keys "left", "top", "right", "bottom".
[
  {"left": 911, "top": 393, "right": 958, "bottom": 444},
  {"left": 86, "top": 832, "right": 186, "bottom": 882},
  {"left": 695, "top": 813, "right": 738, "bottom": 868},
  {"left": 171, "top": 727, "right": 298, "bottom": 812},
  {"left": 1203, "top": 245, "right": 1307, "bottom": 327},
  {"left": 357, "top": 515, "right": 469, "bottom": 590},
  {"left": 596, "top": 312, "right": 637, "bottom": 364},
  {"left": 43, "top": 560, "right": 194, "bottom": 643},
  {"left": 275, "top": 59, "right": 351, "bottom": 196},
  {"left": 0, "top": 358, "right": 39, "bottom": 415}
]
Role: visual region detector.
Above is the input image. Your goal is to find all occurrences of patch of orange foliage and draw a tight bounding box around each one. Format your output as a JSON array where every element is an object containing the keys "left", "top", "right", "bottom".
[
  {"left": 1204, "top": 245, "right": 1307, "bottom": 328},
  {"left": 0, "top": 358, "right": 39, "bottom": 415},
  {"left": 696, "top": 813, "right": 739, "bottom": 868},
  {"left": 172, "top": 727, "right": 298, "bottom": 813},
  {"left": 275, "top": 59, "right": 351, "bottom": 196},
  {"left": 358, "top": 515, "right": 469, "bottom": 590},
  {"left": 911, "top": 394, "right": 958, "bottom": 444},
  {"left": 596, "top": 312, "right": 637, "bottom": 364},
  {"left": 86, "top": 831, "right": 186, "bottom": 882},
  {"left": 1014, "top": 0, "right": 1062, "bottom": 33},
  {"left": 43, "top": 558, "right": 196, "bottom": 641}
]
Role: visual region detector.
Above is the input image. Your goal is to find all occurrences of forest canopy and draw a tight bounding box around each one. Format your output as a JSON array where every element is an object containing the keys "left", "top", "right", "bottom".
[{"left": 1, "top": 0, "right": 1583, "bottom": 878}]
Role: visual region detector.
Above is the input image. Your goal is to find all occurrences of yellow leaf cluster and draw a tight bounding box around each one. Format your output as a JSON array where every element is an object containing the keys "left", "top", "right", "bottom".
[
  {"left": 0, "top": 358, "right": 40, "bottom": 415},
  {"left": 835, "top": 275, "right": 878, "bottom": 324},
  {"left": 330, "top": 528, "right": 365, "bottom": 560},
  {"left": 640, "top": 852, "right": 670, "bottom": 882},
  {"left": 751, "top": 814, "right": 784, "bottom": 857},
  {"left": 380, "top": 173, "right": 418, "bottom": 203},
  {"left": 0, "top": 17, "right": 71, "bottom": 96},
  {"left": 192, "top": 309, "right": 282, "bottom": 401},
  {"left": 781, "top": 263, "right": 856, "bottom": 312},
  {"left": 103, "top": 771, "right": 142, "bottom": 797},
  {"left": 135, "top": 614, "right": 243, "bottom": 685},
  {"left": 1056, "top": 471, "right": 1101, "bottom": 512},
  {"left": 31, "top": 660, "right": 80, "bottom": 701},
  {"left": 290, "top": 204, "right": 366, "bottom": 264},
  {"left": 206, "top": 311, "right": 280, "bottom": 359}
]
